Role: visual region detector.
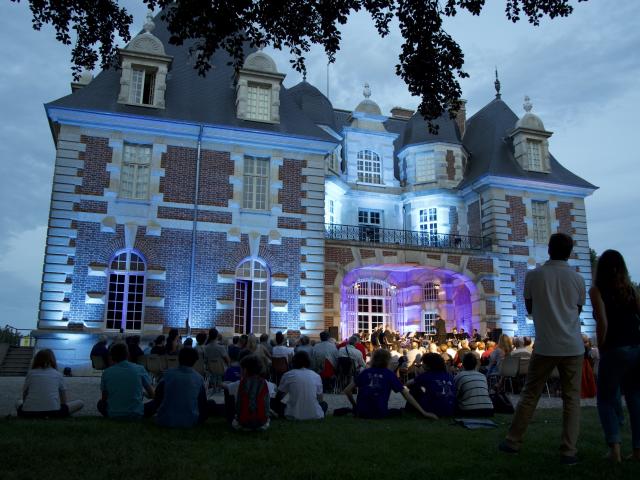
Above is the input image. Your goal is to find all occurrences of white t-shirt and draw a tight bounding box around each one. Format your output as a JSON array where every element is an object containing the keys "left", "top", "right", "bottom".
[
  {"left": 277, "top": 368, "right": 324, "bottom": 420},
  {"left": 272, "top": 345, "right": 294, "bottom": 359},
  {"left": 22, "top": 368, "right": 65, "bottom": 412},
  {"left": 524, "top": 260, "right": 585, "bottom": 356}
]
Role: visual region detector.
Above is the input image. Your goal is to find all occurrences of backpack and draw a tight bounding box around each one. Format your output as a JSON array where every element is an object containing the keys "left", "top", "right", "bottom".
[{"left": 235, "top": 376, "right": 270, "bottom": 429}]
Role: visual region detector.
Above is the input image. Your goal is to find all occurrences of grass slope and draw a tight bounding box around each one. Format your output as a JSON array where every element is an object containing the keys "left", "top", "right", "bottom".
[{"left": 0, "top": 407, "right": 637, "bottom": 480}]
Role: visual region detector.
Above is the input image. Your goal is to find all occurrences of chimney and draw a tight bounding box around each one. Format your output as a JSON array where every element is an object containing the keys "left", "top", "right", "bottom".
[
  {"left": 390, "top": 106, "right": 415, "bottom": 119},
  {"left": 454, "top": 99, "right": 467, "bottom": 137}
]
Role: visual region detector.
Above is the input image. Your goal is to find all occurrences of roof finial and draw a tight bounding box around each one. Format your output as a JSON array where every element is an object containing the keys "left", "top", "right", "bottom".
[
  {"left": 143, "top": 11, "right": 155, "bottom": 33},
  {"left": 523, "top": 95, "right": 533, "bottom": 113},
  {"left": 303, "top": 71, "right": 307, "bottom": 82},
  {"left": 363, "top": 82, "right": 371, "bottom": 99},
  {"left": 494, "top": 67, "right": 501, "bottom": 99}
]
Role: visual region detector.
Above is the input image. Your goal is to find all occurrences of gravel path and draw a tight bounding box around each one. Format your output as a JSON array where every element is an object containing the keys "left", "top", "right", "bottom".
[{"left": 0, "top": 376, "right": 596, "bottom": 417}]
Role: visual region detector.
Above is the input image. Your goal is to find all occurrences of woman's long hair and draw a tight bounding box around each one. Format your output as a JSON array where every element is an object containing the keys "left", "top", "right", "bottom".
[
  {"left": 498, "top": 334, "right": 513, "bottom": 355},
  {"left": 31, "top": 349, "right": 57, "bottom": 370},
  {"left": 594, "top": 249, "right": 638, "bottom": 308}
]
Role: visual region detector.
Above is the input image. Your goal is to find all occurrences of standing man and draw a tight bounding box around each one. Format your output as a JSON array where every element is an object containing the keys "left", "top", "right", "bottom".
[
  {"left": 435, "top": 314, "right": 446, "bottom": 345},
  {"left": 500, "top": 233, "right": 586, "bottom": 465}
]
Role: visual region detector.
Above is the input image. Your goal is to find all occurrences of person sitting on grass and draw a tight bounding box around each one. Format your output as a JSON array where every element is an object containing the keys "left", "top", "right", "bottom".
[
  {"left": 154, "top": 347, "right": 217, "bottom": 427},
  {"left": 454, "top": 353, "right": 494, "bottom": 417},
  {"left": 342, "top": 349, "right": 437, "bottom": 420},
  {"left": 407, "top": 353, "right": 455, "bottom": 417},
  {"left": 98, "top": 343, "right": 155, "bottom": 419},
  {"left": 224, "top": 348, "right": 242, "bottom": 382},
  {"left": 17, "top": 349, "right": 84, "bottom": 418},
  {"left": 229, "top": 354, "right": 272, "bottom": 431},
  {"left": 273, "top": 351, "right": 327, "bottom": 420},
  {"left": 90, "top": 335, "right": 109, "bottom": 367}
]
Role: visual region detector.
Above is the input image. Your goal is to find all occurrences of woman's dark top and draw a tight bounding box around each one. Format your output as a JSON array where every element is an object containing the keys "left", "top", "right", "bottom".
[
  {"left": 602, "top": 289, "right": 640, "bottom": 350},
  {"left": 150, "top": 345, "right": 166, "bottom": 355}
]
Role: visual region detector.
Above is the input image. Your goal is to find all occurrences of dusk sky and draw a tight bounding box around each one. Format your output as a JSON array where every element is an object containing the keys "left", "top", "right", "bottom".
[{"left": 1, "top": 0, "right": 638, "bottom": 331}]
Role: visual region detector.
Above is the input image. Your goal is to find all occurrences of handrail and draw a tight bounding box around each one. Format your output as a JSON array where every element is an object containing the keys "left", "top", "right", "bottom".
[
  {"left": 325, "top": 223, "right": 492, "bottom": 251},
  {"left": 1, "top": 324, "right": 36, "bottom": 347}
]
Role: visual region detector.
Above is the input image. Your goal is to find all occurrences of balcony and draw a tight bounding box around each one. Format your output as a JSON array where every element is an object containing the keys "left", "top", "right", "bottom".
[{"left": 324, "top": 224, "right": 492, "bottom": 252}]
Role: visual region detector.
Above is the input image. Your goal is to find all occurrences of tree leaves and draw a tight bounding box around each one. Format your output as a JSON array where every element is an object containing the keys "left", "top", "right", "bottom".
[{"left": 13, "top": 0, "right": 586, "bottom": 130}]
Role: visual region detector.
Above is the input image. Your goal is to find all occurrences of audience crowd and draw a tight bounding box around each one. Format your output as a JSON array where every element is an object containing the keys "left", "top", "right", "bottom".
[{"left": 13, "top": 234, "right": 640, "bottom": 465}]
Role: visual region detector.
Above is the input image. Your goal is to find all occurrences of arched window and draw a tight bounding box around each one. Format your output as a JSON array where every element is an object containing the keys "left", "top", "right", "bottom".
[
  {"left": 106, "top": 250, "right": 146, "bottom": 331},
  {"left": 234, "top": 258, "right": 270, "bottom": 334},
  {"left": 357, "top": 150, "right": 382, "bottom": 184}
]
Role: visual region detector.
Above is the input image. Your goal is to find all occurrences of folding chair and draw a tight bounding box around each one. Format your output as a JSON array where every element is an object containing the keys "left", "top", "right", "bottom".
[
  {"left": 207, "top": 358, "right": 226, "bottom": 391},
  {"left": 334, "top": 356, "right": 355, "bottom": 393},
  {"left": 499, "top": 355, "right": 520, "bottom": 394},
  {"left": 146, "top": 354, "right": 165, "bottom": 385},
  {"left": 91, "top": 355, "right": 107, "bottom": 371},
  {"left": 166, "top": 356, "right": 179, "bottom": 370},
  {"left": 271, "top": 357, "right": 289, "bottom": 386}
]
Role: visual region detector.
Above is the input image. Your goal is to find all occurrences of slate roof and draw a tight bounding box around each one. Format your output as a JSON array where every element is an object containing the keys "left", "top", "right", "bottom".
[
  {"left": 399, "top": 112, "right": 461, "bottom": 150},
  {"left": 460, "top": 97, "right": 596, "bottom": 190},
  {"left": 287, "top": 81, "right": 336, "bottom": 130},
  {"left": 46, "top": 19, "right": 336, "bottom": 144}
]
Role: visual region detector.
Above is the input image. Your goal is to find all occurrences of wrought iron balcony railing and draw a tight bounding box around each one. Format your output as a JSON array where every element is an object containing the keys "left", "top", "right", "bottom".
[{"left": 325, "top": 224, "right": 492, "bottom": 251}]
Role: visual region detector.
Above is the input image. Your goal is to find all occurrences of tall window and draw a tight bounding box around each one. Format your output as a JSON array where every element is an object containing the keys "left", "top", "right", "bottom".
[
  {"left": 419, "top": 208, "right": 438, "bottom": 242},
  {"left": 129, "top": 67, "right": 156, "bottom": 105},
  {"left": 243, "top": 156, "right": 269, "bottom": 210},
  {"left": 424, "top": 281, "right": 440, "bottom": 302},
  {"left": 416, "top": 154, "right": 437, "bottom": 182},
  {"left": 357, "top": 150, "right": 382, "bottom": 184},
  {"left": 247, "top": 82, "right": 271, "bottom": 121},
  {"left": 358, "top": 209, "right": 381, "bottom": 242},
  {"left": 106, "top": 250, "right": 146, "bottom": 331},
  {"left": 423, "top": 312, "right": 437, "bottom": 335},
  {"left": 527, "top": 140, "right": 542, "bottom": 171},
  {"left": 532, "top": 200, "right": 550, "bottom": 244},
  {"left": 327, "top": 200, "right": 335, "bottom": 225},
  {"left": 120, "top": 144, "right": 152, "bottom": 200},
  {"left": 234, "top": 259, "right": 270, "bottom": 334},
  {"left": 355, "top": 281, "right": 389, "bottom": 334}
]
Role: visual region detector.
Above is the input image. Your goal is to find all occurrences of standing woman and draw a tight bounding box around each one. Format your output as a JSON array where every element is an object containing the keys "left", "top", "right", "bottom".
[
  {"left": 17, "top": 349, "right": 84, "bottom": 418},
  {"left": 590, "top": 249, "right": 640, "bottom": 462}
]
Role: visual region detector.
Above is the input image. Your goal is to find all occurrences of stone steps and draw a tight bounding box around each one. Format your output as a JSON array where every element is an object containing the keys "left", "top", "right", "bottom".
[{"left": 0, "top": 346, "right": 34, "bottom": 376}]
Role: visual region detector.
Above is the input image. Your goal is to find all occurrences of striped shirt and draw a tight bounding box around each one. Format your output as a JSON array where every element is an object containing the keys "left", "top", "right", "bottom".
[{"left": 454, "top": 370, "right": 493, "bottom": 411}]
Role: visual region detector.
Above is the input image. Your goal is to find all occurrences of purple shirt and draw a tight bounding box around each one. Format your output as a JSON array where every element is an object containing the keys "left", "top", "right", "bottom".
[{"left": 354, "top": 367, "right": 404, "bottom": 419}]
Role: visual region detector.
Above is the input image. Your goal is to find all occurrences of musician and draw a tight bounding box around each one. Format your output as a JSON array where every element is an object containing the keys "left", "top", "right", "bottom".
[
  {"left": 435, "top": 315, "right": 446, "bottom": 344},
  {"left": 472, "top": 328, "right": 482, "bottom": 342},
  {"left": 371, "top": 327, "right": 381, "bottom": 349},
  {"left": 458, "top": 328, "right": 470, "bottom": 341}
]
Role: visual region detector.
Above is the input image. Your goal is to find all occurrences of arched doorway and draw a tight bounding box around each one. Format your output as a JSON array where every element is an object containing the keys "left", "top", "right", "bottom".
[{"left": 340, "top": 264, "right": 479, "bottom": 339}]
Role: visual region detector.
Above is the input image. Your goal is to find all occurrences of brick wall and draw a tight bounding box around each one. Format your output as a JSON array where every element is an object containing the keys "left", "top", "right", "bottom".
[
  {"left": 506, "top": 195, "right": 527, "bottom": 241},
  {"left": 79, "top": 136, "right": 111, "bottom": 196},
  {"left": 467, "top": 257, "right": 493, "bottom": 275},
  {"left": 199, "top": 150, "right": 233, "bottom": 207},
  {"left": 278, "top": 159, "right": 306, "bottom": 214},
  {"left": 467, "top": 201, "right": 481, "bottom": 237},
  {"left": 446, "top": 150, "right": 456, "bottom": 181},
  {"left": 160, "top": 146, "right": 197, "bottom": 204},
  {"left": 555, "top": 201, "right": 575, "bottom": 235},
  {"left": 69, "top": 223, "right": 302, "bottom": 331},
  {"left": 77, "top": 200, "right": 108, "bottom": 214},
  {"left": 325, "top": 246, "right": 354, "bottom": 265}
]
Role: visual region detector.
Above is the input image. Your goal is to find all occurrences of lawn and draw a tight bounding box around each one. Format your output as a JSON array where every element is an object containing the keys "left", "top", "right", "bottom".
[{"left": 0, "top": 407, "right": 637, "bottom": 480}]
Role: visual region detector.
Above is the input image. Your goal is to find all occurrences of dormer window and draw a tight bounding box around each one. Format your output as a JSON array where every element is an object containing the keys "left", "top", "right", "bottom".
[
  {"left": 357, "top": 150, "right": 381, "bottom": 184},
  {"left": 117, "top": 13, "right": 172, "bottom": 109},
  {"left": 130, "top": 66, "right": 157, "bottom": 106},
  {"left": 247, "top": 82, "right": 271, "bottom": 121},
  {"left": 527, "top": 140, "right": 542, "bottom": 171},
  {"left": 236, "top": 50, "right": 285, "bottom": 124}
]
